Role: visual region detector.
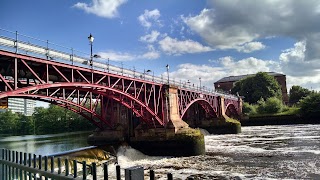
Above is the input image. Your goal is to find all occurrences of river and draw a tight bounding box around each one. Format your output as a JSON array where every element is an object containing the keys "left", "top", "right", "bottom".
[{"left": 1, "top": 124, "right": 320, "bottom": 179}]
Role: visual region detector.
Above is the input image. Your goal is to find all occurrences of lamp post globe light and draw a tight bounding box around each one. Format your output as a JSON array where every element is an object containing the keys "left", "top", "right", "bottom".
[
  {"left": 88, "top": 33, "right": 94, "bottom": 68},
  {"left": 199, "top": 77, "right": 202, "bottom": 91}
]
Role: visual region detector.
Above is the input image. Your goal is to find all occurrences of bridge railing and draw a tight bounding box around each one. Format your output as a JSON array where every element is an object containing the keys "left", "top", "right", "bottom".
[{"left": 0, "top": 28, "right": 238, "bottom": 100}]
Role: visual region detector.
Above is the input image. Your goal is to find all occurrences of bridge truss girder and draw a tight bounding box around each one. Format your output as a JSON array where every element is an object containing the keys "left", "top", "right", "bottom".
[{"left": 0, "top": 50, "right": 166, "bottom": 130}]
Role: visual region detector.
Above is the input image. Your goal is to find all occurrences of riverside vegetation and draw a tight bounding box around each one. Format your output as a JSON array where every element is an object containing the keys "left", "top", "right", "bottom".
[{"left": 0, "top": 104, "right": 94, "bottom": 135}]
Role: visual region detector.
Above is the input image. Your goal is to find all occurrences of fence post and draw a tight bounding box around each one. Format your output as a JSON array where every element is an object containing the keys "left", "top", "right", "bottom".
[
  {"left": 65, "top": 159, "right": 69, "bottom": 176},
  {"left": 103, "top": 162, "right": 108, "bottom": 180},
  {"left": 44, "top": 156, "right": 48, "bottom": 180},
  {"left": 16, "top": 151, "right": 19, "bottom": 178},
  {"left": 116, "top": 165, "right": 121, "bottom": 180},
  {"left": 150, "top": 169, "right": 155, "bottom": 180},
  {"left": 12, "top": 151, "right": 15, "bottom": 179},
  {"left": 8, "top": 150, "right": 11, "bottom": 180},
  {"left": 82, "top": 161, "right": 87, "bottom": 180},
  {"left": 92, "top": 162, "right": 97, "bottom": 180},
  {"left": 23, "top": 152, "right": 27, "bottom": 179},
  {"left": 28, "top": 153, "right": 32, "bottom": 180},
  {"left": 50, "top": 156, "right": 54, "bottom": 173},
  {"left": 1, "top": 149, "right": 4, "bottom": 180},
  {"left": 58, "top": 158, "right": 61, "bottom": 174},
  {"left": 73, "top": 160, "right": 77, "bottom": 178},
  {"left": 17, "top": 152, "right": 23, "bottom": 179}
]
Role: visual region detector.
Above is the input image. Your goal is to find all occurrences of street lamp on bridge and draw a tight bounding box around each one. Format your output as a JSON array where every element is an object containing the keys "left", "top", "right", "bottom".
[
  {"left": 88, "top": 33, "right": 94, "bottom": 68},
  {"left": 144, "top": 69, "right": 151, "bottom": 80},
  {"left": 166, "top": 64, "right": 169, "bottom": 84},
  {"left": 199, "top": 77, "right": 202, "bottom": 91}
]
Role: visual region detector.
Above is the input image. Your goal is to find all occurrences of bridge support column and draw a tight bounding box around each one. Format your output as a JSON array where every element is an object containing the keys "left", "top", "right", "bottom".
[
  {"left": 167, "top": 86, "right": 189, "bottom": 132},
  {"left": 129, "top": 86, "right": 205, "bottom": 156}
]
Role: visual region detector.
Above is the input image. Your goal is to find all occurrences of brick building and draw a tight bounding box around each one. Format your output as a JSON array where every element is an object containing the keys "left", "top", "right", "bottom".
[{"left": 214, "top": 72, "right": 289, "bottom": 104}]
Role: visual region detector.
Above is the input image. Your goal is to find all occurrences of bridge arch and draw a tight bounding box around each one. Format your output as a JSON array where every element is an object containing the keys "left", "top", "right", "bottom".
[
  {"left": 225, "top": 103, "right": 240, "bottom": 119},
  {"left": 181, "top": 98, "right": 218, "bottom": 119},
  {"left": 0, "top": 82, "right": 164, "bottom": 130}
]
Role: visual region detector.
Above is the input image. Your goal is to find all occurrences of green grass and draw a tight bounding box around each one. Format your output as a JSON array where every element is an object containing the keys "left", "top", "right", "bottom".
[{"left": 249, "top": 107, "right": 300, "bottom": 117}]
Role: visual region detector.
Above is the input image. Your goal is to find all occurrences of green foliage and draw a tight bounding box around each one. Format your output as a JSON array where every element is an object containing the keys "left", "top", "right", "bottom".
[
  {"left": 33, "top": 104, "right": 94, "bottom": 134},
  {"left": 0, "top": 104, "right": 94, "bottom": 135},
  {"left": 0, "top": 110, "right": 34, "bottom": 135},
  {"left": 299, "top": 92, "right": 320, "bottom": 118},
  {"left": 289, "top": 85, "right": 311, "bottom": 104},
  {"left": 257, "top": 97, "right": 283, "bottom": 114},
  {"left": 242, "top": 102, "right": 257, "bottom": 115},
  {"left": 231, "top": 72, "right": 282, "bottom": 104}
]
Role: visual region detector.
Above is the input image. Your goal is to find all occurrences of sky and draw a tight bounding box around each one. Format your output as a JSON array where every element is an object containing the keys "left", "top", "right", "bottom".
[{"left": 1, "top": 0, "right": 320, "bottom": 98}]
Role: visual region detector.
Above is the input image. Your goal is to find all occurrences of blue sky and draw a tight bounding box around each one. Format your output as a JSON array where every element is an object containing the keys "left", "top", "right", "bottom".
[{"left": 1, "top": 0, "right": 320, "bottom": 96}]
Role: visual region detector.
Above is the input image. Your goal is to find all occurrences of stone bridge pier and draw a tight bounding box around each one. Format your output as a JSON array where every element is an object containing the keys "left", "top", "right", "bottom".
[{"left": 88, "top": 86, "right": 241, "bottom": 157}]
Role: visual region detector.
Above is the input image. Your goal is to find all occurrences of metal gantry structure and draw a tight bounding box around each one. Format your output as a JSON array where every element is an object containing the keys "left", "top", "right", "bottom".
[{"left": 0, "top": 29, "right": 241, "bottom": 130}]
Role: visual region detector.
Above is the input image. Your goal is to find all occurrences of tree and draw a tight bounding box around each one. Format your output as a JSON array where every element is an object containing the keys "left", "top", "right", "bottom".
[
  {"left": 299, "top": 92, "right": 320, "bottom": 119},
  {"left": 289, "top": 85, "right": 311, "bottom": 104},
  {"left": 231, "top": 72, "right": 282, "bottom": 104},
  {"left": 0, "top": 110, "right": 19, "bottom": 134}
]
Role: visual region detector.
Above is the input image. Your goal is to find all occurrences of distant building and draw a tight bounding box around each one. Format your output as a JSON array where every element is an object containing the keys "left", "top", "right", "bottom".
[
  {"left": 214, "top": 72, "right": 289, "bottom": 104},
  {"left": 6, "top": 98, "right": 36, "bottom": 116}
]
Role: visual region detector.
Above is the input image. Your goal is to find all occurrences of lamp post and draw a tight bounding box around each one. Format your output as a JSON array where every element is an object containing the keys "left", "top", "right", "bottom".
[
  {"left": 166, "top": 64, "right": 169, "bottom": 84},
  {"left": 199, "top": 77, "right": 202, "bottom": 91},
  {"left": 144, "top": 69, "right": 151, "bottom": 80},
  {"left": 88, "top": 33, "right": 94, "bottom": 68}
]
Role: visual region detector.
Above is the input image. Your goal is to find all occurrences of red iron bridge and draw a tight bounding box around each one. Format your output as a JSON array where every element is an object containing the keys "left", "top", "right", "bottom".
[{"left": 0, "top": 29, "right": 242, "bottom": 156}]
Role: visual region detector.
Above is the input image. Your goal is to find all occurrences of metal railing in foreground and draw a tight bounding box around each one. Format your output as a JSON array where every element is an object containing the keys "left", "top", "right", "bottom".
[{"left": 0, "top": 149, "right": 191, "bottom": 180}]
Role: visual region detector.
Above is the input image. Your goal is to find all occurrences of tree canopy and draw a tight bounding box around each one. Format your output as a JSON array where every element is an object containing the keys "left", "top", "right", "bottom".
[
  {"left": 289, "top": 85, "right": 311, "bottom": 104},
  {"left": 299, "top": 92, "right": 320, "bottom": 118},
  {"left": 0, "top": 104, "right": 94, "bottom": 135},
  {"left": 231, "top": 72, "right": 282, "bottom": 104}
]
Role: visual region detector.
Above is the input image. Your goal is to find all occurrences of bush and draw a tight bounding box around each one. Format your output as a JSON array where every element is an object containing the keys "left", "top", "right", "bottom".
[
  {"left": 299, "top": 93, "right": 320, "bottom": 118},
  {"left": 242, "top": 102, "right": 257, "bottom": 115},
  {"left": 257, "top": 97, "right": 283, "bottom": 114}
]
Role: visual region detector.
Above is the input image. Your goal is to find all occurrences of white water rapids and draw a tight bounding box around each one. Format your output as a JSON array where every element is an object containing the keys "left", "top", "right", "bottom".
[{"left": 96, "top": 124, "right": 320, "bottom": 179}]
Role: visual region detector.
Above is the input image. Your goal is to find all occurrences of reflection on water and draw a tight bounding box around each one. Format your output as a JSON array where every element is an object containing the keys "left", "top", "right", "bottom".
[{"left": 0, "top": 131, "right": 91, "bottom": 155}]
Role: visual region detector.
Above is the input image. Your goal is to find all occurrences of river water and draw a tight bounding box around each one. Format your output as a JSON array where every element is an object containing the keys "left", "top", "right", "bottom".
[{"left": 1, "top": 125, "right": 320, "bottom": 179}]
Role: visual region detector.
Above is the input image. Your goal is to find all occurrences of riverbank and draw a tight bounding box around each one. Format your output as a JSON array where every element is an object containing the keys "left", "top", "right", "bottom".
[{"left": 240, "top": 114, "right": 320, "bottom": 126}]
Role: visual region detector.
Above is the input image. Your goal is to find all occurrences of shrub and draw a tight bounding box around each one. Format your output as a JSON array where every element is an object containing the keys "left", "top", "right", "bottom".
[
  {"left": 299, "top": 93, "right": 320, "bottom": 118},
  {"left": 257, "top": 97, "right": 283, "bottom": 114},
  {"left": 242, "top": 102, "right": 257, "bottom": 115}
]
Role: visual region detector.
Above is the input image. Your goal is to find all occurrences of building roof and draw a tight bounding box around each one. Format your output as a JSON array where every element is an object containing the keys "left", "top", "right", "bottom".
[{"left": 214, "top": 72, "right": 285, "bottom": 83}]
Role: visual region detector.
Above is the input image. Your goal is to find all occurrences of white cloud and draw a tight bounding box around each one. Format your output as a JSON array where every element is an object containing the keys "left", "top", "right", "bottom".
[
  {"left": 183, "top": 0, "right": 320, "bottom": 60},
  {"left": 141, "top": 51, "right": 160, "bottom": 59},
  {"left": 73, "top": 0, "right": 127, "bottom": 18},
  {"left": 99, "top": 51, "right": 135, "bottom": 61},
  {"left": 280, "top": 41, "right": 320, "bottom": 77},
  {"left": 138, "top": 9, "right": 161, "bottom": 28},
  {"left": 139, "top": 31, "right": 160, "bottom": 43},
  {"left": 140, "top": 45, "right": 160, "bottom": 59},
  {"left": 170, "top": 56, "right": 278, "bottom": 89},
  {"left": 237, "top": 42, "right": 266, "bottom": 53},
  {"left": 98, "top": 45, "right": 159, "bottom": 61},
  {"left": 159, "top": 36, "right": 213, "bottom": 55}
]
